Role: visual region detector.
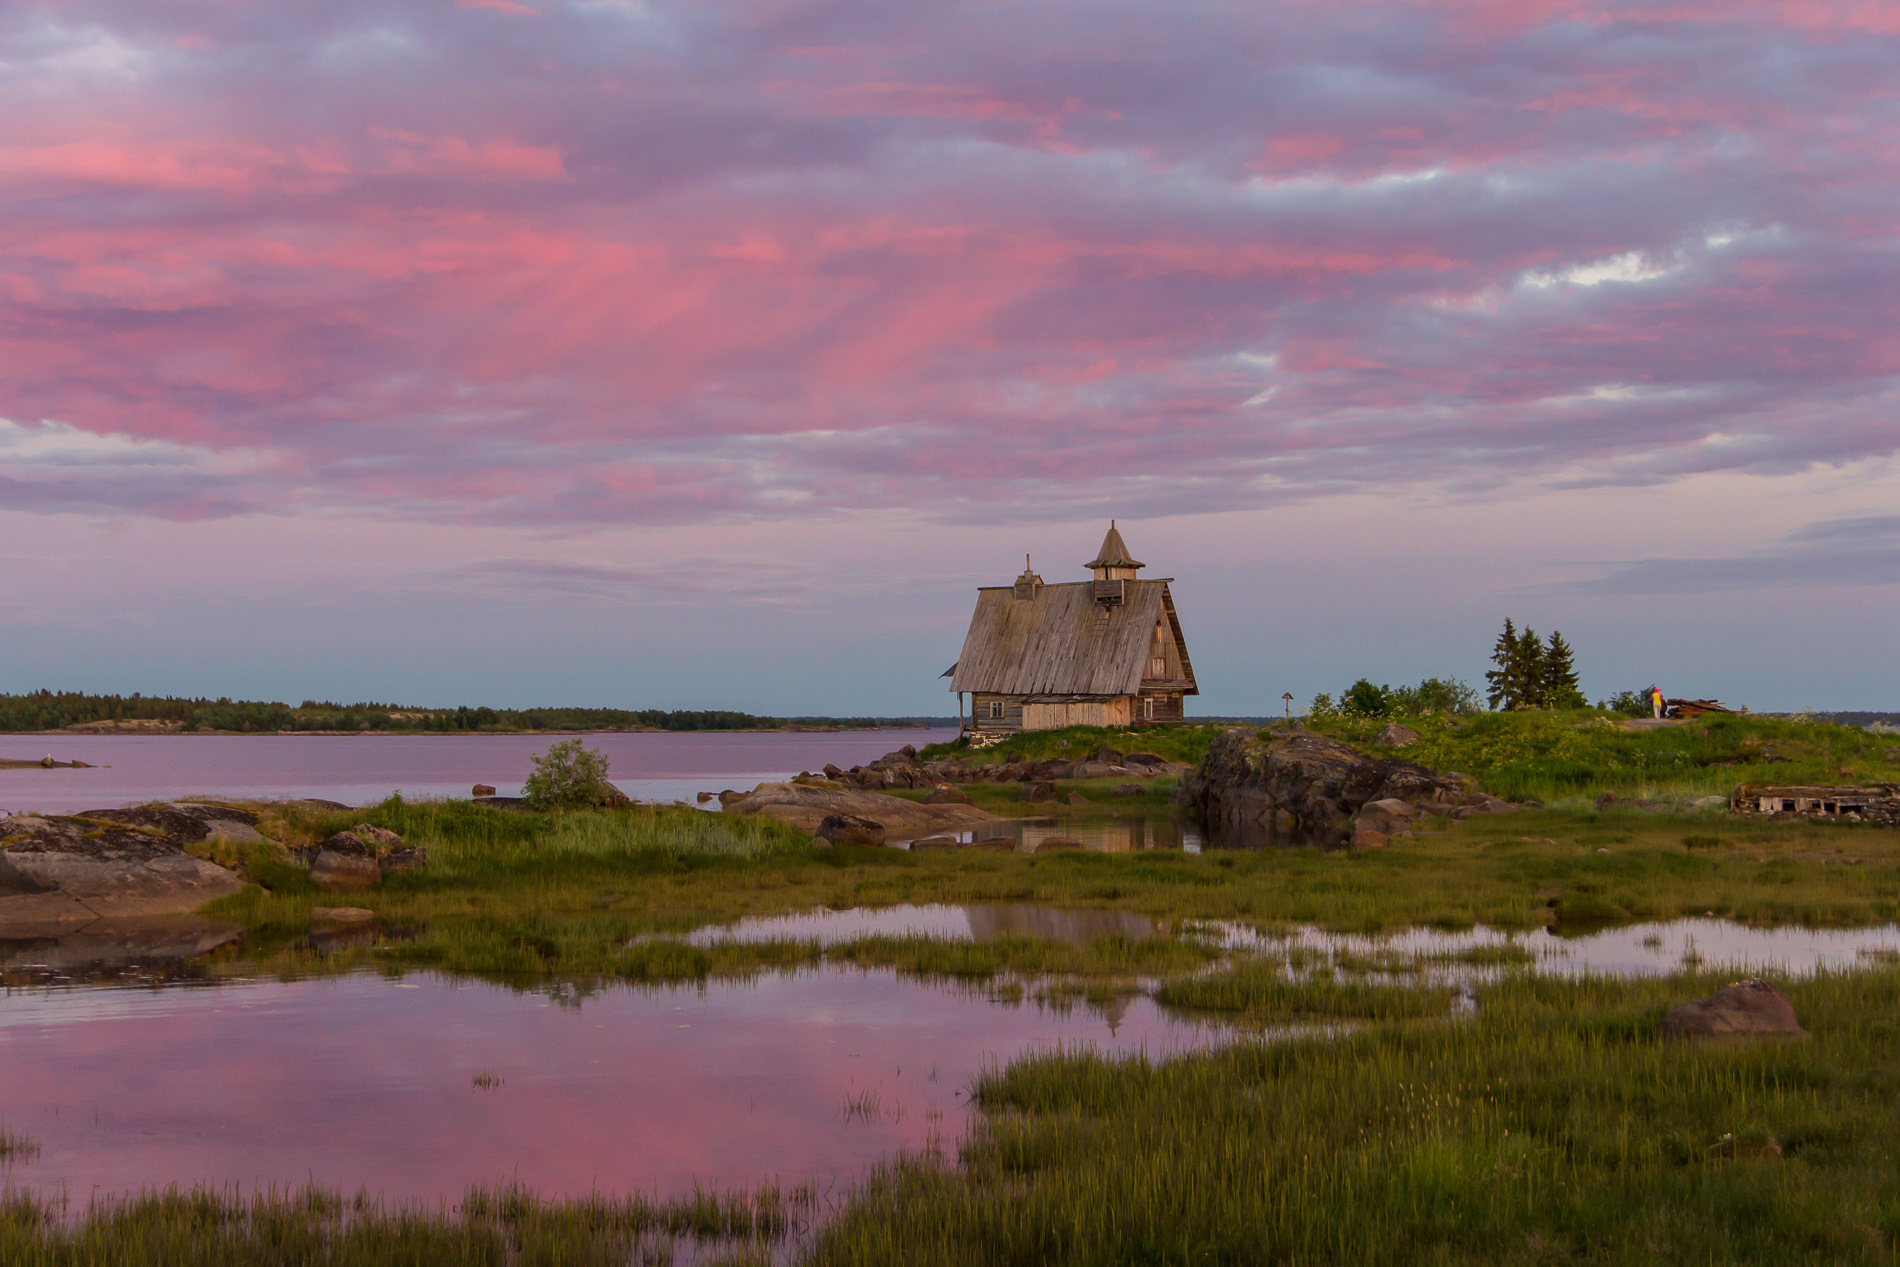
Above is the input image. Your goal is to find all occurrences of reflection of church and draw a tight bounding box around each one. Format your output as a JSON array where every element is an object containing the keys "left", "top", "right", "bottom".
[{"left": 965, "top": 904, "right": 1152, "bottom": 1034}]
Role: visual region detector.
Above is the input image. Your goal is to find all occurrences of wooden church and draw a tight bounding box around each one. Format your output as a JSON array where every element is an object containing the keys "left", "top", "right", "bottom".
[{"left": 946, "top": 523, "right": 1197, "bottom": 735}]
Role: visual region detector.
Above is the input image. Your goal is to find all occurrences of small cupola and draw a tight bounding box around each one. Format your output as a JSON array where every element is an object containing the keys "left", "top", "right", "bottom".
[
  {"left": 1013, "top": 555, "right": 1044, "bottom": 600},
  {"left": 1086, "top": 521, "right": 1144, "bottom": 581},
  {"left": 1086, "top": 521, "right": 1141, "bottom": 605}
]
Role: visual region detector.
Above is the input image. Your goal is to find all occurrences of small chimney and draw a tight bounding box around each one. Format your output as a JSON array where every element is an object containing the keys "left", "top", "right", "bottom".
[{"left": 1013, "top": 554, "right": 1043, "bottom": 600}]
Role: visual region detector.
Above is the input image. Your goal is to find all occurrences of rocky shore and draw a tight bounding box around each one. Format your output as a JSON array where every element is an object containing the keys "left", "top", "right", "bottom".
[
  {"left": 0, "top": 801, "right": 427, "bottom": 931},
  {"left": 1174, "top": 726, "right": 1526, "bottom": 848}
]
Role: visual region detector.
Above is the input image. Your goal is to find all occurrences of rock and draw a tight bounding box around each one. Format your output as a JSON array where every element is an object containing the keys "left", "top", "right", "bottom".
[
  {"left": 309, "top": 832, "right": 382, "bottom": 890},
  {"left": 40, "top": 756, "right": 53, "bottom": 768},
  {"left": 1355, "top": 797, "right": 1417, "bottom": 835},
  {"left": 1662, "top": 978, "right": 1803, "bottom": 1038},
  {"left": 1023, "top": 781, "right": 1058, "bottom": 802},
  {"left": 721, "top": 782, "right": 994, "bottom": 835},
  {"left": 597, "top": 783, "right": 633, "bottom": 809},
  {"left": 1596, "top": 791, "right": 1619, "bottom": 810},
  {"left": 472, "top": 784, "right": 498, "bottom": 798},
  {"left": 899, "top": 744, "right": 919, "bottom": 759},
  {"left": 1351, "top": 829, "right": 1389, "bottom": 850},
  {"left": 909, "top": 836, "right": 957, "bottom": 850},
  {"left": 822, "top": 763, "right": 845, "bottom": 778},
  {"left": 1692, "top": 795, "right": 1729, "bottom": 809},
  {"left": 921, "top": 784, "right": 970, "bottom": 805},
  {"left": 352, "top": 824, "right": 404, "bottom": 851},
  {"left": 1066, "top": 791, "right": 1091, "bottom": 805},
  {"left": 696, "top": 791, "right": 714, "bottom": 804},
  {"left": 380, "top": 846, "right": 428, "bottom": 873},
  {"left": 717, "top": 790, "right": 745, "bottom": 807},
  {"left": 0, "top": 812, "right": 246, "bottom": 919},
  {"left": 815, "top": 814, "right": 887, "bottom": 847},
  {"left": 1113, "top": 783, "right": 1146, "bottom": 796},
  {"left": 1373, "top": 723, "right": 1420, "bottom": 748},
  {"left": 311, "top": 906, "right": 376, "bottom": 923},
  {"left": 1175, "top": 729, "right": 1467, "bottom": 848},
  {"left": 1094, "top": 747, "right": 1126, "bottom": 765},
  {"left": 71, "top": 802, "right": 262, "bottom": 847}
]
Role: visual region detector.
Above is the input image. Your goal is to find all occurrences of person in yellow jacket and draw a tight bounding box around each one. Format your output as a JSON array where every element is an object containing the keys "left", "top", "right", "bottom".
[{"left": 1648, "top": 685, "right": 1664, "bottom": 719}]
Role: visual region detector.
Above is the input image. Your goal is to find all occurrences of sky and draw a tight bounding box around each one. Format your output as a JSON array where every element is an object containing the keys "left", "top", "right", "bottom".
[{"left": 2, "top": 0, "right": 1897, "bottom": 716}]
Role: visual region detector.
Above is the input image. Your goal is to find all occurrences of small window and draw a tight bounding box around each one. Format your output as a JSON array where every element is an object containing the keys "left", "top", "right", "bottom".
[
  {"left": 988, "top": 700, "right": 1003, "bottom": 719},
  {"left": 1143, "top": 697, "right": 1155, "bottom": 721}
]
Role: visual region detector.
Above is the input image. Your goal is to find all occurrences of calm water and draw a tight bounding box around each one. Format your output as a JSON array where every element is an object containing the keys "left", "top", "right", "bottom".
[
  {"left": 0, "top": 967, "right": 1224, "bottom": 1205},
  {"left": 0, "top": 730, "right": 956, "bottom": 814},
  {"left": 1, "top": 907, "right": 1896, "bottom": 1204}
]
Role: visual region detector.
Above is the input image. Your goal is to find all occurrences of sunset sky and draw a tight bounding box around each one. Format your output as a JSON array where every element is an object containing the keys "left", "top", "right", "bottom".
[{"left": 3, "top": 0, "right": 1896, "bottom": 715}]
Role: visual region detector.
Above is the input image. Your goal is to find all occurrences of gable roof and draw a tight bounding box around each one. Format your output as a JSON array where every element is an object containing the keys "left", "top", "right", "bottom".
[{"left": 948, "top": 579, "right": 1195, "bottom": 696}]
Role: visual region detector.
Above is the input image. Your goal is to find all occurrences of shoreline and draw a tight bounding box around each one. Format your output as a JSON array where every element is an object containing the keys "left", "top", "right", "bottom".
[{"left": 4, "top": 723, "right": 941, "bottom": 740}]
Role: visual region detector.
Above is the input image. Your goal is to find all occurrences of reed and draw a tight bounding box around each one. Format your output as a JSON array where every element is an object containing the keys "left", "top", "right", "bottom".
[{"left": 812, "top": 966, "right": 1900, "bottom": 1264}]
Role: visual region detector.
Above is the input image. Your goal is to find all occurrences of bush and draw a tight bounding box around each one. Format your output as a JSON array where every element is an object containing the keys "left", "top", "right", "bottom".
[
  {"left": 1341, "top": 679, "right": 1391, "bottom": 718},
  {"left": 522, "top": 738, "right": 617, "bottom": 810}
]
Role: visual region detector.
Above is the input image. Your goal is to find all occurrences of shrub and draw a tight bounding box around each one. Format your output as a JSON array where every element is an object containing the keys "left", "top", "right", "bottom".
[{"left": 522, "top": 738, "right": 617, "bottom": 810}]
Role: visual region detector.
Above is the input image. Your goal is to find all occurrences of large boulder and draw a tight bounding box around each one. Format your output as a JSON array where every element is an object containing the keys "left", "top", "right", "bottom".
[
  {"left": 0, "top": 812, "right": 246, "bottom": 920},
  {"left": 720, "top": 782, "right": 994, "bottom": 838},
  {"left": 1662, "top": 978, "right": 1803, "bottom": 1038},
  {"left": 1373, "top": 723, "right": 1421, "bottom": 748},
  {"left": 1174, "top": 728, "right": 1477, "bottom": 847},
  {"left": 921, "top": 784, "right": 970, "bottom": 805},
  {"left": 815, "top": 814, "right": 887, "bottom": 847},
  {"left": 308, "top": 832, "right": 383, "bottom": 890}
]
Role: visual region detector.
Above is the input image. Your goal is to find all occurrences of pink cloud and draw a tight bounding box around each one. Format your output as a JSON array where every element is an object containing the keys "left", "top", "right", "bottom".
[{"left": 0, "top": 0, "right": 1893, "bottom": 531}]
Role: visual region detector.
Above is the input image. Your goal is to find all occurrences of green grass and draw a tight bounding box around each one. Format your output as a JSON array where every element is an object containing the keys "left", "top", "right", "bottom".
[
  {"left": 0, "top": 1181, "right": 809, "bottom": 1265},
  {"left": 201, "top": 797, "right": 1900, "bottom": 985},
  {"left": 811, "top": 966, "right": 1900, "bottom": 1264},
  {"left": 919, "top": 723, "right": 1225, "bottom": 769},
  {"left": 1303, "top": 709, "right": 1900, "bottom": 804}
]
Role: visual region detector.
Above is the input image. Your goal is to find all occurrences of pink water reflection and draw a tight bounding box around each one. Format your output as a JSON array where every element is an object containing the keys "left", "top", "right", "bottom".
[
  {"left": 0, "top": 730, "right": 955, "bottom": 815},
  {"left": 0, "top": 968, "right": 1221, "bottom": 1203}
]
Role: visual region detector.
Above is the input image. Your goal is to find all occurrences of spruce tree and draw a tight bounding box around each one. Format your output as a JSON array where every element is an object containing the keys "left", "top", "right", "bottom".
[
  {"left": 1512, "top": 627, "right": 1547, "bottom": 709},
  {"left": 1485, "top": 619, "right": 1519, "bottom": 710},
  {"left": 1543, "top": 631, "right": 1584, "bottom": 708}
]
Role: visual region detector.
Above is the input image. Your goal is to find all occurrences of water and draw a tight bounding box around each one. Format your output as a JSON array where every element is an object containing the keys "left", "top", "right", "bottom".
[
  {"left": 0, "top": 730, "right": 956, "bottom": 815},
  {"left": 1, "top": 905, "right": 1896, "bottom": 1205},
  {"left": 0, "top": 967, "right": 1226, "bottom": 1205},
  {"left": 694, "top": 904, "right": 1900, "bottom": 983},
  {"left": 905, "top": 815, "right": 1204, "bottom": 852}
]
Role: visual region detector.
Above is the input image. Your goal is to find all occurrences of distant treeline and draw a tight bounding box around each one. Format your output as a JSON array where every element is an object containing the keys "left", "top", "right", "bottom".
[{"left": 0, "top": 691, "right": 950, "bottom": 735}]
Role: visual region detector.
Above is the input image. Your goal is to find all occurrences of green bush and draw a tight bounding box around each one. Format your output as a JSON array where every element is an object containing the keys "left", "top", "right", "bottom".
[{"left": 522, "top": 738, "right": 617, "bottom": 810}]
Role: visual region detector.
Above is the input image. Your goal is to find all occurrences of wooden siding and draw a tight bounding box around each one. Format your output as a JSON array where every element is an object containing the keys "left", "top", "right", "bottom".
[
  {"left": 1022, "top": 697, "right": 1136, "bottom": 730},
  {"left": 951, "top": 580, "right": 1197, "bottom": 697}
]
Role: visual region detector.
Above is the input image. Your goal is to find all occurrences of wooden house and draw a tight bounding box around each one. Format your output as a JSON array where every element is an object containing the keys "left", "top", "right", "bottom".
[{"left": 945, "top": 524, "right": 1197, "bottom": 735}]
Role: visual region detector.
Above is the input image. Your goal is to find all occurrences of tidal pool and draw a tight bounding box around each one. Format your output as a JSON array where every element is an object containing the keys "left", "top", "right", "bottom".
[
  {"left": 694, "top": 904, "right": 1900, "bottom": 982},
  {"left": 0, "top": 966, "right": 1226, "bottom": 1206}
]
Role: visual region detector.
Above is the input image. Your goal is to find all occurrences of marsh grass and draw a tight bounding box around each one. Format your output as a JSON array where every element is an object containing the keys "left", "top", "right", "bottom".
[
  {"left": 203, "top": 798, "right": 1900, "bottom": 986},
  {"left": 0, "top": 1127, "right": 38, "bottom": 1162},
  {"left": 0, "top": 1181, "right": 814, "bottom": 1265},
  {"left": 812, "top": 966, "right": 1900, "bottom": 1264}
]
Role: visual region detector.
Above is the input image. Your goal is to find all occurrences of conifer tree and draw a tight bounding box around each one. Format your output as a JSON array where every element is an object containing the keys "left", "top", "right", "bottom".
[
  {"left": 1485, "top": 619, "right": 1520, "bottom": 709},
  {"left": 1512, "top": 627, "right": 1547, "bottom": 709},
  {"left": 1542, "top": 630, "right": 1584, "bottom": 708}
]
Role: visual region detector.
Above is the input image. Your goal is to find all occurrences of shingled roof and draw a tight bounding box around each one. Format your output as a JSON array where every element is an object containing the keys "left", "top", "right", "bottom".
[{"left": 948, "top": 579, "right": 1195, "bottom": 697}]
